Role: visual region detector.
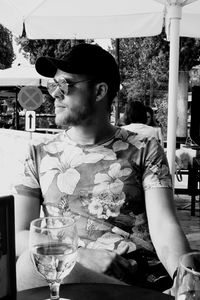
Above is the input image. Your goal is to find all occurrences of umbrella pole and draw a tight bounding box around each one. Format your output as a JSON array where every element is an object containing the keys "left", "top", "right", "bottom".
[
  {"left": 15, "top": 87, "right": 19, "bottom": 130},
  {"left": 115, "top": 38, "right": 120, "bottom": 125},
  {"left": 166, "top": 5, "right": 182, "bottom": 185}
]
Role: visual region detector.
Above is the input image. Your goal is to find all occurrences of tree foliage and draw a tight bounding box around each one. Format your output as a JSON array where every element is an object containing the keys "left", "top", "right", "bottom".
[
  {"left": 15, "top": 37, "right": 90, "bottom": 64},
  {"left": 110, "top": 34, "right": 200, "bottom": 138},
  {"left": 0, "top": 24, "right": 15, "bottom": 69},
  {"left": 111, "top": 33, "right": 169, "bottom": 107},
  {"left": 179, "top": 38, "right": 200, "bottom": 71},
  {"left": 111, "top": 35, "right": 200, "bottom": 106}
]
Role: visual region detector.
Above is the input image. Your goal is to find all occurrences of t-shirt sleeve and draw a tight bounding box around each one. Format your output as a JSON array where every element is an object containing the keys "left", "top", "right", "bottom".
[
  {"left": 13, "top": 142, "right": 43, "bottom": 200},
  {"left": 142, "top": 138, "right": 172, "bottom": 191}
]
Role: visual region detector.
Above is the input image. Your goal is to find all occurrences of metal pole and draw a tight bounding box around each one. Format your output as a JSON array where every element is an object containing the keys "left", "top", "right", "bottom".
[
  {"left": 15, "top": 87, "right": 19, "bottom": 130},
  {"left": 115, "top": 38, "right": 120, "bottom": 125}
]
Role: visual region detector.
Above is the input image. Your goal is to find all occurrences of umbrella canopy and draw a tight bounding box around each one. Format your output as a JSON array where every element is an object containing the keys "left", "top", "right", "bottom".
[
  {"left": 0, "top": 65, "right": 49, "bottom": 86},
  {"left": 0, "top": 0, "right": 200, "bottom": 181},
  {"left": 0, "top": 0, "right": 164, "bottom": 39},
  {"left": 0, "top": 0, "right": 200, "bottom": 39}
]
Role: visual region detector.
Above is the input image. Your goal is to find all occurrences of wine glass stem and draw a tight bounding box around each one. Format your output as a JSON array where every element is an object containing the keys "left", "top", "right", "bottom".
[{"left": 49, "top": 282, "right": 60, "bottom": 300}]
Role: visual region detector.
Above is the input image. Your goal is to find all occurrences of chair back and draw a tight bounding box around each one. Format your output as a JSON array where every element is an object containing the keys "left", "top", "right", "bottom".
[{"left": 0, "top": 195, "right": 16, "bottom": 300}]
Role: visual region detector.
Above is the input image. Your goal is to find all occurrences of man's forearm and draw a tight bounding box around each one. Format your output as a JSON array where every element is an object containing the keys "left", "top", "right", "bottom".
[{"left": 152, "top": 223, "right": 191, "bottom": 278}]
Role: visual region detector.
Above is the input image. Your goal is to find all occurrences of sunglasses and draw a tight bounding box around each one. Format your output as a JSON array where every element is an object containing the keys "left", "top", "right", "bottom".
[{"left": 47, "top": 77, "right": 93, "bottom": 97}]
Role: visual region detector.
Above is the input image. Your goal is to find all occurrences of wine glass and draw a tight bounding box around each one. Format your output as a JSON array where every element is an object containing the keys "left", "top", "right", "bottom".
[
  {"left": 175, "top": 251, "right": 200, "bottom": 300},
  {"left": 29, "top": 216, "right": 78, "bottom": 300}
]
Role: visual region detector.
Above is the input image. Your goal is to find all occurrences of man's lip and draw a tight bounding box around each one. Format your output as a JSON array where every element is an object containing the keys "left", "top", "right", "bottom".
[{"left": 55, "top": 105, "right": 66, "bottom": 108}]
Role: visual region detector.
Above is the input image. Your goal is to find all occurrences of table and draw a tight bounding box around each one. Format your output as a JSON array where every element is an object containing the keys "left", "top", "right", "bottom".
[
  {"left": 35, "top": 128, "right": 63, "bottom": 134},
  {"left": 174, "top": 153, "right": 200, "bottom": 216},
  {"left": 17, "top": 283, "right": 174, "bottom": 300}
]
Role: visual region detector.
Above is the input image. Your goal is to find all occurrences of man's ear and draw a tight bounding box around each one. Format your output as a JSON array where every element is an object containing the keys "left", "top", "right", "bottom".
[{"left": 95, "top": 82, "right": 108, "bottom": 102}]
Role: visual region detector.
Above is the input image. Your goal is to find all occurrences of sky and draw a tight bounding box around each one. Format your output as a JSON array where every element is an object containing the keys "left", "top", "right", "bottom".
[{"left": 12, "top": 38, "right": 30, "bottom": 66}]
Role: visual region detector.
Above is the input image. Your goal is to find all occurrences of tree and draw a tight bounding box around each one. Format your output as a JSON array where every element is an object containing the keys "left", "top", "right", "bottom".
[
  {"left": 111, "top": 35, "right": 200, "bottom": 139},
  {"left": 177, "top": 38, "right": 200, "bottom": 138},
  {"left": 15, "top": 38, "right": 71, "bottom": 64},
  {"left": 0, "top": 24, "right": 15, "bottom": 69},
  {"left": 112, "top": 33, "right": 169, "bottom": 106},
  {"left": 15, "top": 37, "right": 89, "bottom": 64},
  {"left": 110, "top": 34, "right": 169, "bottom": 136}
]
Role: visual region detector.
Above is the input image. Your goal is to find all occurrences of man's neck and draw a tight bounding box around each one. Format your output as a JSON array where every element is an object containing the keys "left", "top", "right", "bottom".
[{"left": 66, "top": 122, "right": 117, "bottom": 146}]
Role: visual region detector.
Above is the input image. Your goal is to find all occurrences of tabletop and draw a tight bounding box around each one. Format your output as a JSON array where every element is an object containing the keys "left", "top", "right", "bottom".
[{"left": 17, "top": 283, "right": 174, "bottom": 300}]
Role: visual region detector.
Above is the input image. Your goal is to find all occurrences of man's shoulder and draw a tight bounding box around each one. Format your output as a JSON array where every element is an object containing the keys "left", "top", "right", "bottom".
[{"left": 28, "top": 130, "right": 65, "bottom": 152}]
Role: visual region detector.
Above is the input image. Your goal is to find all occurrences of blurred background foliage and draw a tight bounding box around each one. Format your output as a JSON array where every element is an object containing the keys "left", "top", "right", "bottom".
[{"left": 0, "top": 25, "right": 15, "bottom": 69}]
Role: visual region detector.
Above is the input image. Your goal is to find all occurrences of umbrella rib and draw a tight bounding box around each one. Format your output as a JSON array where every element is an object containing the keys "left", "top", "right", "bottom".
[
  {"left": 22, "top": 0, "right": 47, "bottom": 20},
  {"left": 183, "top": 0, "right": 198, "bottom": 7},
  {"left": 6, "top": 0, "right": 25, "bottom": 15}
]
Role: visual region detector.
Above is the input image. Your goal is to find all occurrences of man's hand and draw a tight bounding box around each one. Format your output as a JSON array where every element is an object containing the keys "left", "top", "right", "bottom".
[
  {"left": 77, "top": 247, "right": 137, "bottom": 281},
  {"left": 77, "top": 248, "right": 118, "bottom": 273},
  {"left": 163, "top": 277, "right": 176, "bottom": 296}
]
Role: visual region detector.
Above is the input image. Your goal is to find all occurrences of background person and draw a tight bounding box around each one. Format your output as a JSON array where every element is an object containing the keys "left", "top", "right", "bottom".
[
  {"left": 122, "top": 100, "right": 162, "bottom": 145},
  {"left": 146, "top": 105, "right": 164, "bottom": 146},
  {"left": 146, "top": 106, "right": 159, "bottom": 127},
  {"left": 14, "top": 43, "right": 190, "bottom": 292}
]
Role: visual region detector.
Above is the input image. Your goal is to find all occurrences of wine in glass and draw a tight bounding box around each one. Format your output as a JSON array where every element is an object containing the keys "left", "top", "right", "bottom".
[
  {"left": 29, "top": 216, "right": 78, "bottom": 300},
  {"left": 175, "top": 251, "right": 200, "bottom": 300}
]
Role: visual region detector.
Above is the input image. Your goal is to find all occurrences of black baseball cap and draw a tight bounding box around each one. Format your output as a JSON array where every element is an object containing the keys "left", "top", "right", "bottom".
[{"left": 35, "top": 43, "right": 120, "bottom": 98}]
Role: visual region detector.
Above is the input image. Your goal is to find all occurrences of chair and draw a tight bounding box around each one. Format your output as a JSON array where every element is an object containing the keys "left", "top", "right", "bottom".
[
  {"left": 175, "top": 158, "right": 200, "bottom": 216},
  {"left": 189, "top": 157, "right": 200, "bottom": 216},
  {"left": 0, "top": 195, "right": 16, "bottom": 299}
]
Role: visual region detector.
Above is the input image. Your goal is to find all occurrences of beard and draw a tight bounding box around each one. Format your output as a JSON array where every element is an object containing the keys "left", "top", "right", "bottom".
[{"left": 55, "top": 101, "right": 95, "bottom": 127}]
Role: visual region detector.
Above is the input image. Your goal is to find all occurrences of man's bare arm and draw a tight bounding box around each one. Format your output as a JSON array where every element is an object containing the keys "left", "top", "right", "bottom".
[
  {"left": 14, "top": 194, "right": 40, "bottom": 257},
  {"left": 145, "top": 187, "right": 191, "bottom": 278}
]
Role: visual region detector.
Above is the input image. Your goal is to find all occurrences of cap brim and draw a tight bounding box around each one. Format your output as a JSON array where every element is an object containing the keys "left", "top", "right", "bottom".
[{"left": 35, "top": 57, "right": 66, "bottom": 78}]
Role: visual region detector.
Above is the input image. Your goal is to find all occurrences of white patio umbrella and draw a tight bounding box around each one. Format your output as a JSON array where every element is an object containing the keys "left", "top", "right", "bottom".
[
  {"left": 0, "top": 0, "right": 164, "bottom": 39},
  {"left": 0, "top": 0, "right": 200, "bottom": 181},
  {"left": 0, "top": 65, "right": 49, "bottom": 86}
]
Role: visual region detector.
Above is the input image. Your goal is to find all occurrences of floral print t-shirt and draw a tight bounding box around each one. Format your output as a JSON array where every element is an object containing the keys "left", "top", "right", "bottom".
[{"left": 14, "top": 127, "right": 172, "bottom": 254}]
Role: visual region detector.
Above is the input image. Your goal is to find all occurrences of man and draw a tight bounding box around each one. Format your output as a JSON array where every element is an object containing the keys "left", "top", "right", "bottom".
[{"left": 14, "top": 43, "right": 190, "bottom": 291}]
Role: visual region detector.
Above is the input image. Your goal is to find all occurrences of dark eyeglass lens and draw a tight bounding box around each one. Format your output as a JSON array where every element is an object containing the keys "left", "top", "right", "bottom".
[
  {"left": 47, "top": 80, "right": 69, "bottom": 95},
  {"left": 47, "top": 81, "right": 57, "bottom": 94},
  {"left": 59, "top": 80, "right": 69, "bottom": 94}
]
